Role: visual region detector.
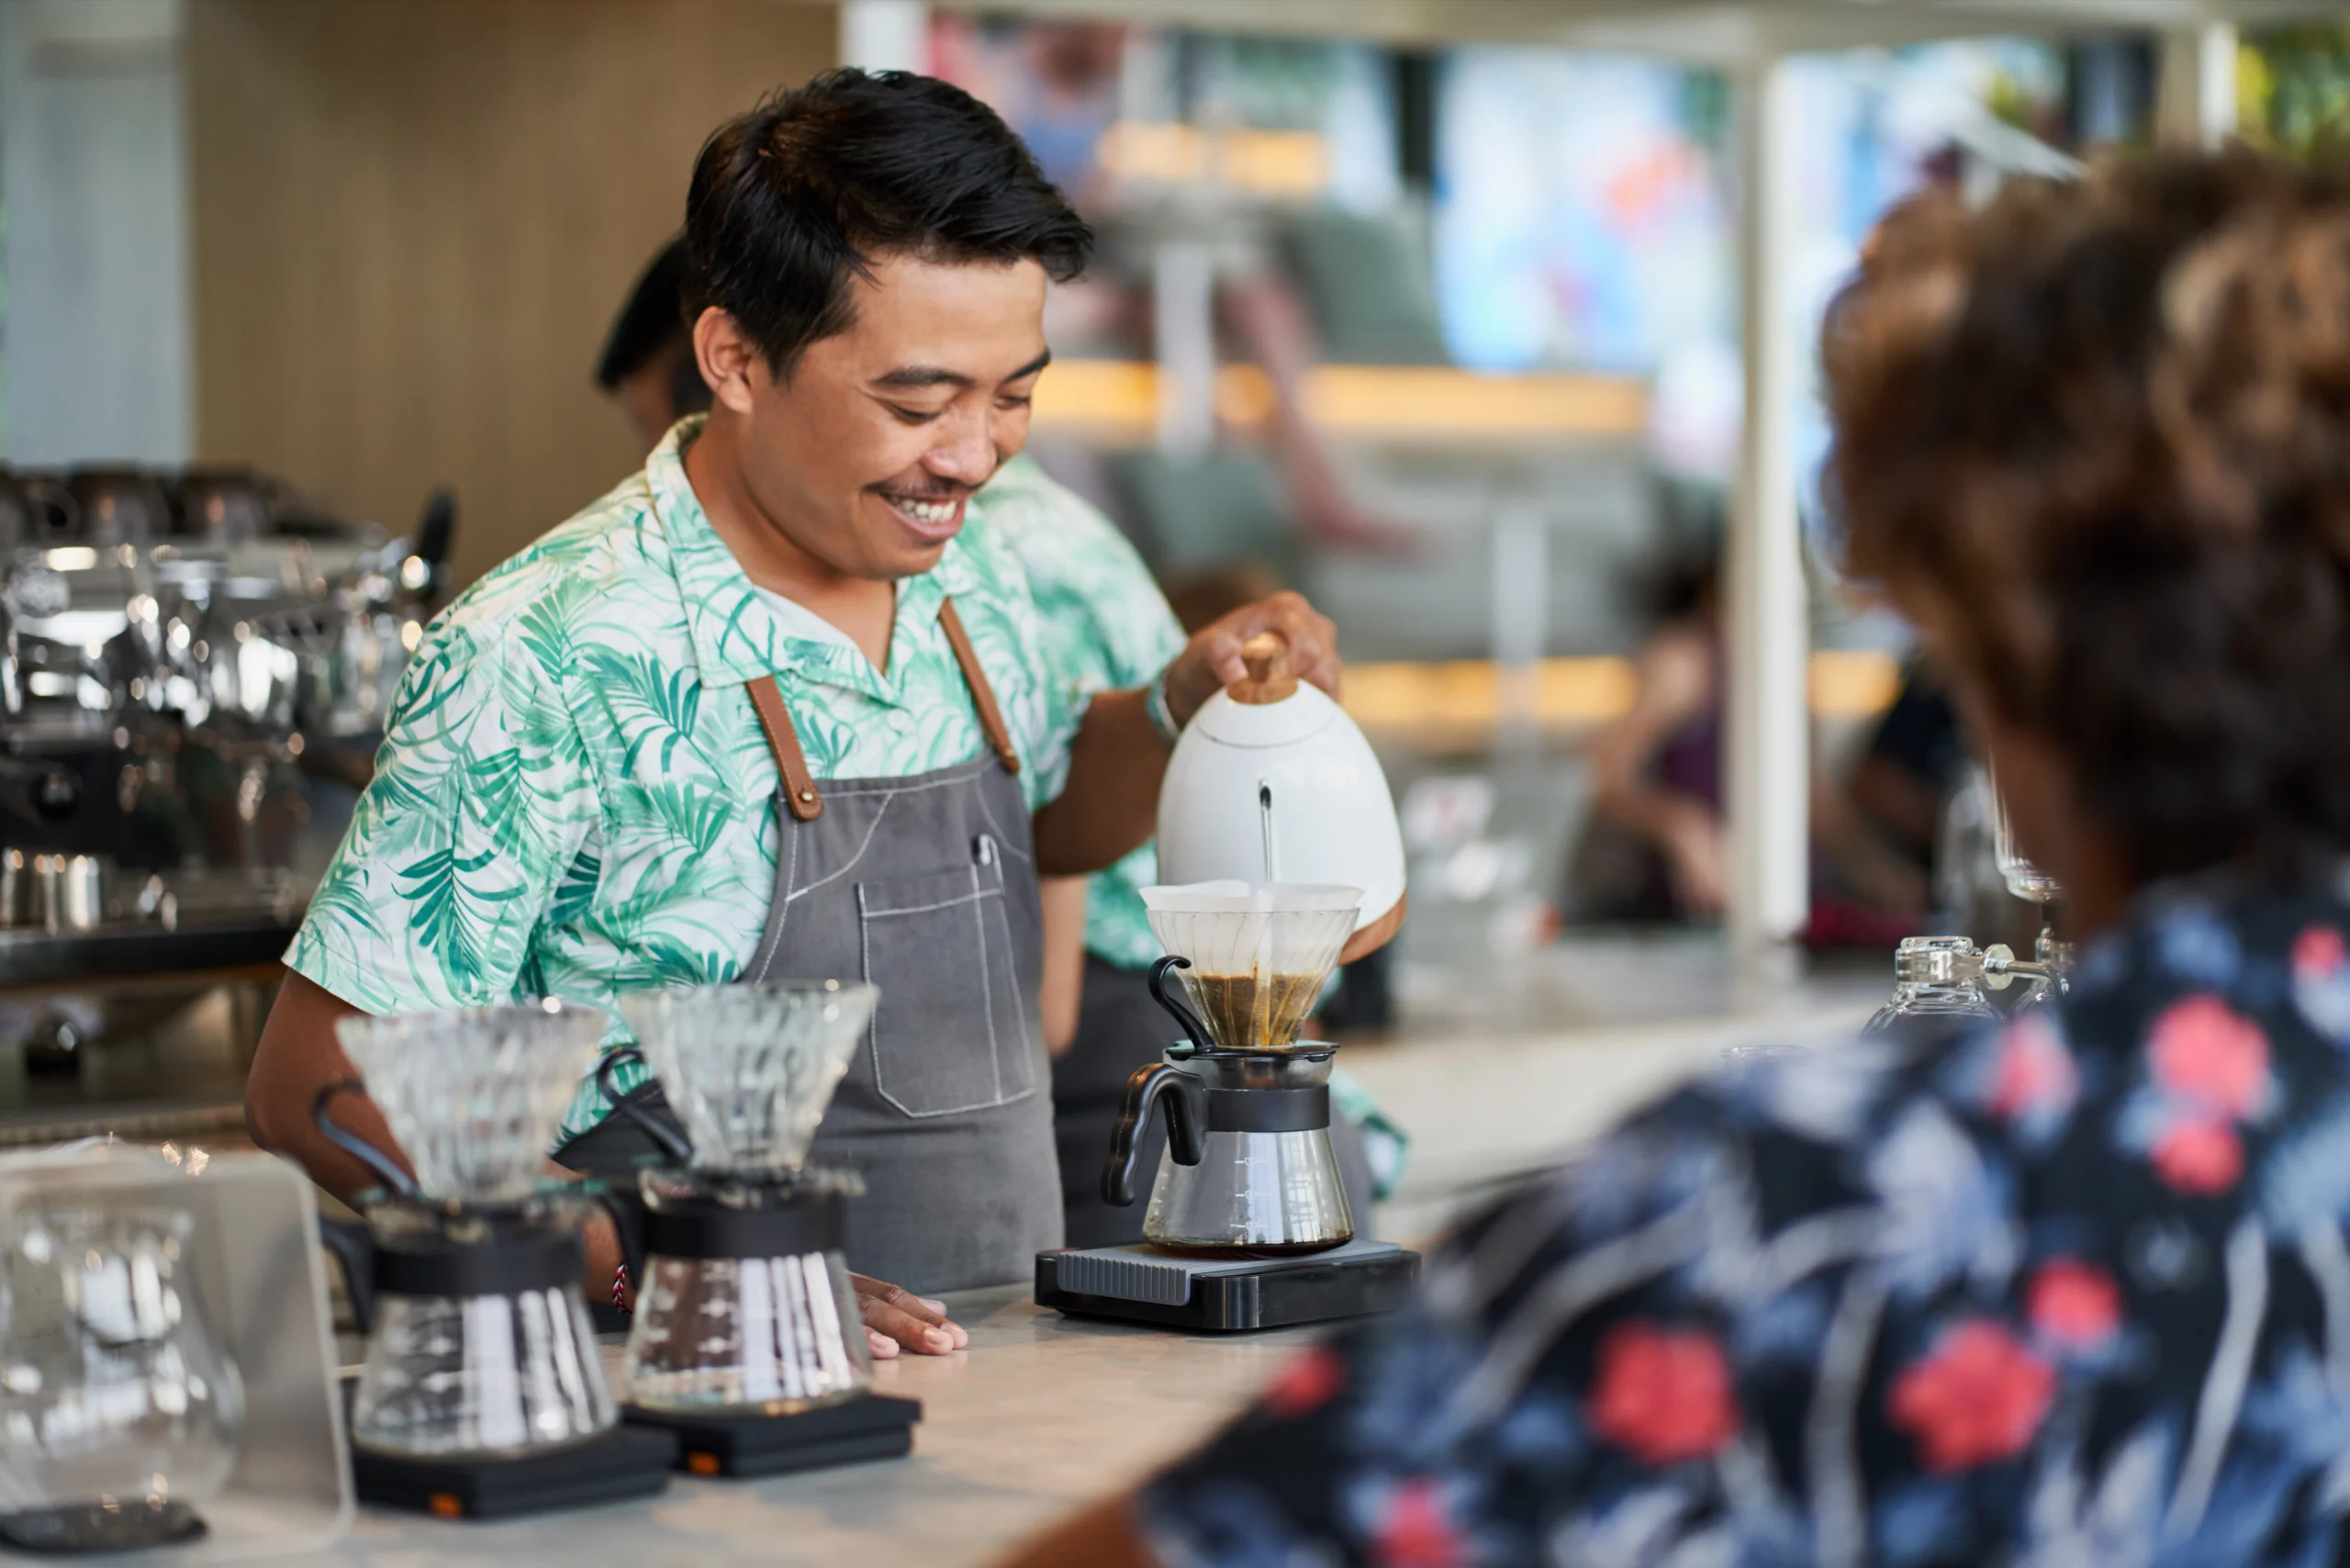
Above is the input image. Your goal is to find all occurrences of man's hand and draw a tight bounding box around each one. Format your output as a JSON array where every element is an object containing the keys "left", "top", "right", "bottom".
[
  {"left": 854, "top": 1272, "right": 968, "bottom": 1359},
  {"left": 1163, "top": 591, "right": 1339, "bottom": 729}
]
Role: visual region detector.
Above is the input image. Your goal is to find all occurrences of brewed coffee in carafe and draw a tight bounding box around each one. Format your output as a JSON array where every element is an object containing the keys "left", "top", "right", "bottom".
[{"left": 1112, "top": 882, "right": 1364, "bottom": 1254}]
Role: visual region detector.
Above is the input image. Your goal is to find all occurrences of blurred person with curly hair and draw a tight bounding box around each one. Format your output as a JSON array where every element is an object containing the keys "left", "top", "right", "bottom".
[{"left": 999, "top": 148, "right": 2350, "bottom": 1568}]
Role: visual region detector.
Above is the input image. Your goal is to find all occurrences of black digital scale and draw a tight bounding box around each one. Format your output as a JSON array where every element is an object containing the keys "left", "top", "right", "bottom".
[{"left": 1035, "top": 1238, "right": 1419, "bottom": 1331}]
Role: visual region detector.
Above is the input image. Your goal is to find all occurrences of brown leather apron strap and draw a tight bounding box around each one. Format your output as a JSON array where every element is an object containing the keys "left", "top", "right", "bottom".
[
  {"left": 747, "top": 675, "right": 824, "bottom": 822},
  {"left": 937, "top": 597, "right": 1022, "bottom": 776}
]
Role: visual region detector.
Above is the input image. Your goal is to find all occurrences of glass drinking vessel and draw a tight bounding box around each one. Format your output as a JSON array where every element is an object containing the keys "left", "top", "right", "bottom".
[{"left": 0, "top": 1204, "right": 245, "bottom": 1551}]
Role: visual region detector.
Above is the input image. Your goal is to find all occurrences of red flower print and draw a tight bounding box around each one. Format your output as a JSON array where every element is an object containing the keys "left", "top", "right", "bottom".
[
  {"left": 2294, "top": 924, "right": 2348, "bottom": 980},
  {"left": 2148, "top": 995, "right": 2269, "bottom": 1118},
  {"left": 1261, "top": 1345, "right": 1346, "bottom": 1419},
  {"left": 1374, "top": 1478, "right": 1466, "bottom": 1568},
  {"left": 1986, "top": 1014, "right": 2078, "bottom": 1121},
  {"left": 1887, "top": 1320, "right": 2055, "bottom": 1472},
  {"left": 1588, "top": 1321, "right": 1740, "bottom": 1465},
  {"left": 2028, "top": 1259, "right": 2121, "bottom": 1350},
  {"left": 2151, "top": 1115, "right": 2244, "bottom": 1194}
]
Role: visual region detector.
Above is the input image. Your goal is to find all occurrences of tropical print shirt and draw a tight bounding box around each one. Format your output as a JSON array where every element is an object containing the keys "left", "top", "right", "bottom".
[
  {"left": 288, "top": 418, "right": 1087, "bottom": 1140},
  {"left": 971, "top": 455, "right": 1185, "bottom": 971},
  {"left": 1144, "top": 868, "right": 2350, "bottom": 1566}
]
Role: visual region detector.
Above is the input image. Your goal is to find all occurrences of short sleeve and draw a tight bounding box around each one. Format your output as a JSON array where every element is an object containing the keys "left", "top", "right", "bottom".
[
  {"left": 988, "top": 457, "right": 1186, "bottom": 694},
  {"left": 286, "top": 614, "right": 598, "bottom": 1014}
]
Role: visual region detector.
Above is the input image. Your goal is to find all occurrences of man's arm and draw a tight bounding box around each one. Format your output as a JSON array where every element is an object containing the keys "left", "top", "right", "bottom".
[
  {"left": 1039, "top": 876, "right": 1090, "bottom": 1056},
  {"left": 246, "top": 971, "right": 402, "bottom": 1206},
  {"left": 1032, "top": 591, "right": 1338, "bottom": 878}
]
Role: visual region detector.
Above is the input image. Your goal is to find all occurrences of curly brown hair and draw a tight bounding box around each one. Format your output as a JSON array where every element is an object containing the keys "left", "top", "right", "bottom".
[{"left": 1826, "top": 150, "right": 2350, "bottom": 885}]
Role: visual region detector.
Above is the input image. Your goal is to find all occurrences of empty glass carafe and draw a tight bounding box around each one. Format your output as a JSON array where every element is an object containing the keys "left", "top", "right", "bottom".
[
  {"left": 0, "top": 1204, "right": 245, "bottom": 1551},
  {"left": 345, "top": 1195, "right": 613, "bottom": 1459}
]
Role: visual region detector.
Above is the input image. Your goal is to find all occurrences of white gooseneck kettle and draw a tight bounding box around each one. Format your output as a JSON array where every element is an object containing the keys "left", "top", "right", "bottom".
[{"left": 1156, "top": 633, "right": 1406, "bottom": 959}]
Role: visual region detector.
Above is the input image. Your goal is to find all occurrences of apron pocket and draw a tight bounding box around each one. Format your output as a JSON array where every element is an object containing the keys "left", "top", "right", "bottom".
[{"left": 856, "top": 850, "right": 1037, "bottom": 1118}]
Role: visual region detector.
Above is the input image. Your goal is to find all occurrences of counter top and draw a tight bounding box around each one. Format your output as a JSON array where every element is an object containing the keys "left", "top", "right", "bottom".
[{"left": 285, "top": 1284, "right": 1313, "bottom": 1568}]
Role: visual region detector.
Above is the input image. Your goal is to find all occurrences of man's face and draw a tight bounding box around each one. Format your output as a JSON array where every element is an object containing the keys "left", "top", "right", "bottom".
[{"left": 721, "top": 253, "right": 1049, "bottom": 581}]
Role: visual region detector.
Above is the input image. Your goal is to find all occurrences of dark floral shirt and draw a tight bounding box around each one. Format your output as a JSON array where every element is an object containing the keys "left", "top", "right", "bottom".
[{"left": 1142, "top": 874, "right": 2350, "bottom": 1566}]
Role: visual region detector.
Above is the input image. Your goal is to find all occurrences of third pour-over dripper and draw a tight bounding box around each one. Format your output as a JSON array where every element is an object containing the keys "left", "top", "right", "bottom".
[
  {"left": 318, "top": 1001, "right": 616, "bottom": 1461},
  {"left": 605, "top": 980, "right": 879, "bottom": 1417},
  {"left": 1106, "top": 883, "right": 1362, "bottom": 1255}
]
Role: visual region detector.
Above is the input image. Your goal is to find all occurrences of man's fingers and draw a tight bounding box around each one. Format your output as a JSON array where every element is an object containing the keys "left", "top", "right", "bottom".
[
  {"left": 854, "top": 1274, "right": 959, "bottom": 1354},
  {"left": 867, "top": 1327, "right": 901, "bottom": 1360}
]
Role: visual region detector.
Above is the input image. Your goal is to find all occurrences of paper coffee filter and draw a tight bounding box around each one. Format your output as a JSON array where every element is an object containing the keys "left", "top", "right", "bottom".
[
  {"left": 617, "top": 980, "right": 878, "bottom": 1173},
  {"left": 1140, "top": 882, "right": 1361, "bottom": 1050},
  {"left": 338, "top": 1000, "right": 606, "bottom": 1203}
]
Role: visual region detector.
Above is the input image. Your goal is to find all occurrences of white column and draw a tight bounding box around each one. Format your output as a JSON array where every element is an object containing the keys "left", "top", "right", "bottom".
[
  {"left": 1151, "top": 243, "right": 1216, "bottom": 457},
  {"left": 0, "top": 0, "right": 192, "bottom": 465},
  {"left": 1726, "top": 55, "right": 1809, "bottom": 960},
  {"left": 2156, "top": 22, "right": 2240, "bottom": 149},
  {"left": 840, "top": 0, "right": 928, "bottom": 73}
]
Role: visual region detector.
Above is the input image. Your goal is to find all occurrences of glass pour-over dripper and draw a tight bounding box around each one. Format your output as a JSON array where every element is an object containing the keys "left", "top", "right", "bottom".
[
  {"left": 1140, "top": 882, "right": 1361, "bottom": 1052},
  {"left": 611, "top": 980, "right": 880, "bottom": 1416},
  {"left": 336, "top": 1000, "right": 607, "bottom": 1204},
  {"left": 617, "top": 980, "right": 877, "bottom": 1174}
]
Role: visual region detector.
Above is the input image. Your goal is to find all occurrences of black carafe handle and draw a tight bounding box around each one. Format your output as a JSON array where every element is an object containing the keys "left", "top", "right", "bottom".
[
  {"left": 310, "top": 1079, "right": 420, "bottom": 1201},
  {"left": 1147, "top": 955, "right": 1214, "bottom": 1058},
  {"left": 595, "top": 1047, "right": 695, "bottom": 1166},
  {"left": 1102, "top": 1062, "right": 1208, "bottom": 1207},
  {"left": 314, "top": 1216, "right": 377, "bottom": 1335}
]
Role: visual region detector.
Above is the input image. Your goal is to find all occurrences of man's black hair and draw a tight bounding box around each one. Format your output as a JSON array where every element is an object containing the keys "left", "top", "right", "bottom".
[
  {"left": 596, "top": 239, "right": 689, "bottom": 389},
  {"left": 683, "top": 69, "right": 1092, "bottom": 375}
]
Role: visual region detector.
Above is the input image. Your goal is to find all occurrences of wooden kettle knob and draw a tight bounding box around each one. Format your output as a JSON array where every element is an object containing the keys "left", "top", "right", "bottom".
[{"left": 1229, "top": 633, "right": 1299, "bottom": 705}]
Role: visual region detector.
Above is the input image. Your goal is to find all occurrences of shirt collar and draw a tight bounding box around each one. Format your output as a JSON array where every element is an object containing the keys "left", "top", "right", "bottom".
[{"left": 643, "top": 416, "right": 979, "bottom": 701}]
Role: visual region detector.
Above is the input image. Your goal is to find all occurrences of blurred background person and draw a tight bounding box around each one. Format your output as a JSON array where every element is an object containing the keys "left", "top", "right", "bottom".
[
  {"left": 1566, "top": 517, "right": 1947, "bottom": 943},
  {"left": 595, "top": 238, "right": 712, "bottom": 454},
  {"left": 1003, "top": 145, "right": 2350, "bottom": 1568}
]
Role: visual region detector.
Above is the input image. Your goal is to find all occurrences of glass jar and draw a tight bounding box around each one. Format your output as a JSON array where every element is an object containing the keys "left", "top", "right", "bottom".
[{"left": 0, "top": 1204, "right": 245, "bottom": 1551}]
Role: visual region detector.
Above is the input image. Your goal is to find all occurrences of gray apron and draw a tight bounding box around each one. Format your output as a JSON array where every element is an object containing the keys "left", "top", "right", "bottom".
[{"left": 559, "top": 598, "right": 1060, "bottom": 1295}]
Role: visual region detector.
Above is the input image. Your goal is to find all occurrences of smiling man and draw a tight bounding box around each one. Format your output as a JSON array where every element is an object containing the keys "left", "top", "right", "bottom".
[{"left": 243, "top": 71, "right": 1343, "bottom": 1356}]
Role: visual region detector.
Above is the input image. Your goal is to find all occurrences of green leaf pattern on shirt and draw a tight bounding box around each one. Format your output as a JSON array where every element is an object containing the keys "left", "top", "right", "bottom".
[
  {"left": 287, "top": 419, "right": 1088, "bottom": 1140},
  {"left": 968, "top": 456, "right": 1188, "bottom": 970}
]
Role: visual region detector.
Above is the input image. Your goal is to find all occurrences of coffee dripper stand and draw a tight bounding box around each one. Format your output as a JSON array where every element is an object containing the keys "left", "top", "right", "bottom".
[
  {"left": 1873, "top": 768, "right": 2073, "bottom": 1041},
  {"left": 308, "top": 1087, "right": 677, "bottom": 1520},
  {"left": 586, "top": 1052, "right": 921, "bottom": 1481},
  {"left": 1034, "top": 955, "right": 1419, "bottom": 1332}
]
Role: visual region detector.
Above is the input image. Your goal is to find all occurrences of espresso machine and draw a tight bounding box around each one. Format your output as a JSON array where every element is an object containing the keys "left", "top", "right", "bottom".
[
  {"left": 596, "top": 980, "right": 923, "bottom": 1479},
  {"left": 0, "top": 463, "right": 445, "bottom": 1115},
  {"left": 312, "top": 1001, "right": 677, "bottom": 1518},
  {"left": 1035, "top": 883, "right": 1419, "bottom": 1331}
]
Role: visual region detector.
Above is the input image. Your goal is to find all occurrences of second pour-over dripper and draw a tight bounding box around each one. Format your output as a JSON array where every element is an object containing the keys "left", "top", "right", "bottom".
[
  {"left": 606, "top": 980, "right": 879, "bottom": 1419},
  {"left": 316, "top": 1001, "right": 617, "bottom": 1461},
  {"left": 1107, "top": 883, "right": 1362, "bottom": 1255}
]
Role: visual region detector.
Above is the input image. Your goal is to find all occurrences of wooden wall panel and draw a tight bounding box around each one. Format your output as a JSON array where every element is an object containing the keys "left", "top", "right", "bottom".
[{"left": 188, "top": 0, "right": 837, "bottom": 584}]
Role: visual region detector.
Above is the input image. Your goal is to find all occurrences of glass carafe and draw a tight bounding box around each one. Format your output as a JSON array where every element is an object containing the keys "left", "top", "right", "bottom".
[
  {"left": 1137, "top": 1048, "right": 1354, "bottom": 1256},
  {"left": 347, "top": 1193, "right": 614, "bottom": 1460},
  {"left": 0, "top": 1204, "right": 245, "bottom": 1551},
  {"left": 621, "top": 1169, "right": 871, "bottom": 1416}
]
